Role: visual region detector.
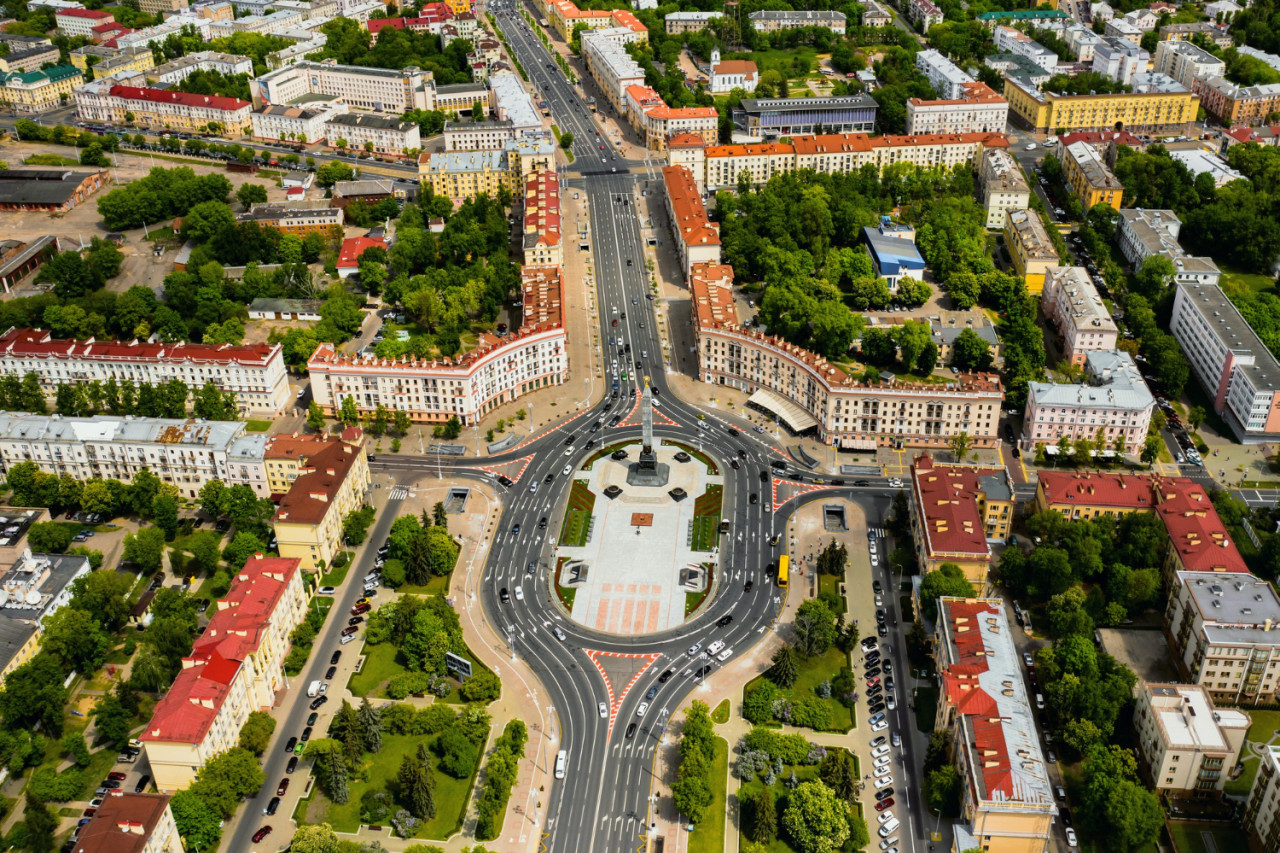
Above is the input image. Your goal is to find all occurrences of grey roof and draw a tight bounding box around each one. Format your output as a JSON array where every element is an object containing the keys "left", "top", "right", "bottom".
[
  {"left": 748, "top": 9, "right": 845, "bottom": 20},
  {"left": 0, "top": 169, "right": 102, "bottom": 207},
  {"left": 332, "top": 179, "right": 396, "bottom": 197},
  {"left": 248, "top": 297, "right": 321, "bottom": 313},
  {"left": 931, "top": 322, "right": 999, "bottom": 347},
  {"left": 978, "top": 469, "right": 1013, "bottom": 502},
  {"left": 1027, "top": 350, "right": 1154, "bottom": 412},
  {"left": 737, "top": 94, "right": 877, "bottom": 113},
  {"left": 1177, "top": 282, "right": 1280, "bottom": 390},
  {"left": 1180, "top": 572, "right": 1280, "bottom": 647},
  {"left": 0, "top": 413, "right": 245, "bottom": 448},
  {"left": 228, "top": 432, "right": 268, "bottom": 461},
  {"left": 326, "top": 112, "right": 415, "bottom": 132},
  {"left": 445, "top": 119, "right": 513, "bottom": 131},
  {"left": 0, "top": 236, "right": 56, "bottom": 278},
  {"left": 1130, "top": 72, "right": 1188, "bottom": 93},
  {"left": 436, "top": 82, "right": 488, "bottom": 96},
  {"left": 0, "top": 552, "right": 91, "bottom": 676}
]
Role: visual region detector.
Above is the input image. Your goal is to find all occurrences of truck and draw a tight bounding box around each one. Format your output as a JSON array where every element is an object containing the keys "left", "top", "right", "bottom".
[{"left": 307, "top": 680, "right": 322, "bottom": 698}]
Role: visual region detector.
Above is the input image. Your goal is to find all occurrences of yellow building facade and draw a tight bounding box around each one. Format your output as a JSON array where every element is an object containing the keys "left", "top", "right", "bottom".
[
  {"left": 419, "top": 149, "right": 519, "bottom": 199},
  {"left": 0, "top": 65, "right": 82, "bottom": 113},
  {"left": 272, "top": 432, "right": 372, "bottom": 571},
  {"left": 1004, "top": 76, "right": 1200, "bottom": 137},
  {"left": 1062, "top": 140, "right": 1124, "bottom": 210},
  {"left": 1004, "top": 208, "right": 1058, "bottom": 293}
]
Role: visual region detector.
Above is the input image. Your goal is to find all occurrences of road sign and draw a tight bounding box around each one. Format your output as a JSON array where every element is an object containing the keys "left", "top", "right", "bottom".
[{"left": 445, "top": 652, "right": 473, "bottom": 680}]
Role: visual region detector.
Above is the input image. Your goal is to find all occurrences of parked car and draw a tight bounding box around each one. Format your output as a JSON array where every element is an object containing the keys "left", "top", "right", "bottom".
[{"left": 134, "top": 775, "right": 150, "bottom": 793}]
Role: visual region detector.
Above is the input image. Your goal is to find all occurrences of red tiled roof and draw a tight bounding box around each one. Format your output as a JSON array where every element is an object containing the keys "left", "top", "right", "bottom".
[
  {"left": 792, "top": 131, "right": 1008, "bottom": 155},
  {"left": 524, "top": 170, "right": 560, "bottom": 248},
  {"left": 662, "top": 165, "right": 719, "bottom": 247},
  {"left": 0, "top": 327, "right": 276, "bottom": 366},
  {"left": 667, "top": 133, "right": 707, "bottom": 149},
  {"left": 689, "top": 263, "right": 737, "bottom": 329},
  {"left": 56, "top": 7, "right": 113, "bottom": 18},
  {"left": 108, "top": 85, "right": 250, "bottom": 113},
  {"left": 521, "top": 265, "right": 563, "bottom": 331},
  {"left": 911, "top": 454, "right": 1004, "bottom": 559},
  {"left": 74, "top": 793, "right": 171, "bottom": 853},
  {"left": 141, "top": 556, "right": 301, "bottom": 745},
  {"left": 336, "top": 236, "right": 387, "bottom": 269},
  {"left": 705, "top": 141, "right": 794, "bottom": 158},
  {"left": 273, "top": 433, "right": 365, "bottom": 526},
  {"left": 712, "top": 59, "right": 758, "bottom": 76},
  {"left": 908, "top": 81, "right": 1006, "bottom": 106},
  {"left": 1058, "top": 130, "right": 1142, "bottom": 148},
  {"left": 1037, "top": 470, "right": 1158, "bottom": 508}
]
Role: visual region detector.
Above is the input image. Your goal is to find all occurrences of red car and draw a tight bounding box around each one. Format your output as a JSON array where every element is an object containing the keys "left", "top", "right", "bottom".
[
  {"left": 107, "top": 772, "right": 127, "bottom": 781},
  {"left": 253, "top": 826, "right": 272, "bottom": 843},
  {"left": 866, "top": 677, "right": 881, "bottom": 689},
  {"left": 277, "top": 778, "right": 289, "bottom": 796},
  {"left": 875, "top": 798, "right": 895, "bottom": 811},
  {"left": 82, "top": 809, "right": 96, "bottom": 818},
  {"left": 350, "top": 603, "right": 370, "bottom": 616}
]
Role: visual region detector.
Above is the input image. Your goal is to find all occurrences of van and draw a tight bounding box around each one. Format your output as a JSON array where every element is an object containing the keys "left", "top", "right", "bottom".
[
  {"left": 878, "top": 819, "right": 900, "bottom": 838},
  {"left": 341, "top": 633, "right": 358, "bottom": 645},
  {"left": 1036, "top": 693, "right": 1045, "bottom": 709},
  {"left": 554, "top": 750, "right": 567, "bottom": 779},
  {"left": 879, "top": 837, "right": 899, "bottom": 851},
  {"left": 307, "top": 681, "right": 321, "bottom": 698}
]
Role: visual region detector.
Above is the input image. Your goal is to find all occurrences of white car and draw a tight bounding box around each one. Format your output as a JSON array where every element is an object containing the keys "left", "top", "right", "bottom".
[
  {"left": 636, "top": 702, "right": 649, "bottom": 716},
  {"left": 318, "top": 586, "right": 336, "bottom": 595},
  {"left": 870, "top": 555, "right": 879, "bottom": 567},
  {"left": 563, "top": 464, "right": 572, "bottom": 476},
  {"left": 876, "top": 811, "right": 896, "bottom": 825},
  {"left": 686, "top": 643, "right": 702, "bottom": 656},
  {"left": 716, "top": 648, "right": 733, "bottom": 662},
  {"left": 874, "top": 775, "right": 894, "bottom": 789},
  {"left": 1065, "top": 828, "right": 1078, "bottom": 848},
  {"left": 598, "top": 702, "right": 607, "bottom": 718},
  {"left": 873, "top": 757, "right": 891, "bottom": 770},
  {"left": 869, "top": 542, "right": 877, "bottom": 554},
  {"left": 871, "top": 745, "right": 891, "bottom": 759},
  {"left": 515, "top": 586, "right": 524, "bottom": 601},
  {"left": 706, "top": 640, "right": 725, "bottom": 656},
  {"left": 871, "top": 720, "right": 888, "bottom": 732},
  {"left": 886, "top": 694, "right": 897, "bottom": 711},
  {"left": 888, "top": 478, "right": 902, "bottom": 488},
  {"left": 564, "top": 447, "right": 574, "bottom": 456}
]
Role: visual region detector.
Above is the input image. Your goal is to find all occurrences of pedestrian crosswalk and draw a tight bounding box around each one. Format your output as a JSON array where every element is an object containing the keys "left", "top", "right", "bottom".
[
  {"left": 389, "top": 485, "right": 410, "bottom": 500},
  {"left": 867, "top": 527, "right": 885, "bottom": 538}
]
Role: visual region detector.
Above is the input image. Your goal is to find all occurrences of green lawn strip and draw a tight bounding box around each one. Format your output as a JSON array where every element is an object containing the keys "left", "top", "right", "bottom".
[
  {"left": 348, "top": 641, "right": 402, "bottom": 698},
  {"left": 687, "top": 736, "right": 728, "bottom": 853},
  {"left": 1221, "top": 265, "right": 1276, "bottom": 294},
  {"left": 743, "top": 646, "right": 853, "bottom": 733},
  {"left": 1225, "top": 709, "right": 1280, "bottom": 796},
  {"left": 558, "top": 479, "right": 595, "bottom": 546},
  {"left": 296, "top": 732, "right": 481, "bottom": 840},
  {"left": 712, "top": 700, "right": 730, "bottom": 724},
  {"left": 668, "top": 441, "right": 719, "bottom": 474},
  {"left": 690, "top": 516, "right": 719, "bottom": 552},
  {"left": 554, "top": 556, "right": 577, "bottom": 613},
  {"left": 320, "top": 561, "right": 351, "bottom": 587},
  {"left": 685, "top": 562, "right": 715, "bottom": 617},
  {"left": 1166, "top": 821, "right": 1249, "bottom": 853},
  {"left": 395, "top": 574, "right": 452, "bottom": 596},
  {"left": 818, "top": 574, "right": 846, "bottom": 615},
  {"left": 244, "top": 420, "right": 272, "bottom": 432},
  {"left": 914, "top": 685, "right": 938, "bottom": 733}
]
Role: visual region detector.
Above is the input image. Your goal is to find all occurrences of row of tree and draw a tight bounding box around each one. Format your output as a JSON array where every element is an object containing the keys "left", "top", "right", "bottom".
[{"left": 474, "top": 720, "right": 528, "bottom": 840}]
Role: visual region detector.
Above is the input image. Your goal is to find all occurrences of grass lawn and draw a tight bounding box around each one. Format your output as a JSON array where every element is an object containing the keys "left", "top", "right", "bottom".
[
  {"left": 1166, "top": 821, "right": 1249, "bottom": 853},
  {"left": 297, "top": 731, "right": 481, "bottom": 840},
  {"left": 559, "top": 479, "right": 595, "bottom": 547},
  {"left": 320, "top": 561, "right": 351, "bottom": 588},
  {"left": 1221, "top": 265, "right": 1276, "bottom": 294},
  {"left": 914, "top": 685, "right": 938, "bottom": 733},
  {"left": 736, "top": 749, "right": 860, "bottom": 852},
  {"left": 244, "top": 420, "right": 273, "bottom": 432},
  {"left": 712, "top": 700, "right": 730, "bottom": 724},
  {"left": 688, "top": 736, "right": 728, "bottom": 853},
  {"left": 348, "top": 641, "right": 405, "bottom": 698},
  {"left": 395, "top": 574, "right": 452, "bottom": 596},
  {"left": 691, "top": 516, "right": 720, "bottom": 552},
  {"left": 727, "top": 45, "right": 817, "bottom": 81},
  {"left": 818, "top": 574, "right": 846, "bottom": 615},
  {"left": 1226, "top": 709, "right": 1280, "bottom": 796},
  {"left": 744, "top": 646, "right": 853, "bottom": 733}
]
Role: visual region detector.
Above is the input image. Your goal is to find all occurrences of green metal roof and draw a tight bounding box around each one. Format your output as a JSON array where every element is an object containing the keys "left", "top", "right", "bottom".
[{"left": 0, "top": 64, "right": 82, "bottom": 86}]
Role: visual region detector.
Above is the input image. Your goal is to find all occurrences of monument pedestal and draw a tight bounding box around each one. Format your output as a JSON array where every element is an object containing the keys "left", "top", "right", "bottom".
[{"left": 626, "top": 459, "right": 669, "bottom": 487}]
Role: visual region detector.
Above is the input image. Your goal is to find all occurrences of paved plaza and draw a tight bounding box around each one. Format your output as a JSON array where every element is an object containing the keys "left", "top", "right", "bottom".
[{"left": 560, "top": 440, "right": 721, "bottom": 634}]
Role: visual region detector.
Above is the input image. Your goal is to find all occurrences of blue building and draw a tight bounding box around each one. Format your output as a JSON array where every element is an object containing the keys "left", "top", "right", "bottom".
[
  {"left": 732, "top": 95, "right": 878, "bottom": 139},
  {"left": 863, "top": 222, "right": 925, "bottom": 289}
]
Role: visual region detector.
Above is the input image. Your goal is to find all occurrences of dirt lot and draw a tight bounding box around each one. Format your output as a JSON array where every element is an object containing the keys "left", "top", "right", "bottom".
[
  {"left": 0, "top": 140, "right": 301, "bottom": 298},
  {"left": 1098, "top": 627, "right": 1182, "bottom": 683}
]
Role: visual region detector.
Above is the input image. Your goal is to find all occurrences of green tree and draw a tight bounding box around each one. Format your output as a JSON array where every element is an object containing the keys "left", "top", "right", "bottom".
[
  {"left": 752, "top": 785, "right": 777, "bottom": 843},
  {"left": 817, "top": 748, "right": 858, "bottom": 805},
  {"left": 781, "top": 781, "right": 850, "bottom": 853},
  {"left": 924, "top": 764, "right": 963, "bottom": 816},
  {"left": 123, "top": 527, "right": 165, "bottom": 573},
  {"left": 768, "top": 644, "right": 800, "bottom": 688},
  {"left": 793, "top": 599, "right": 838, "bottom": 657},
  {"left": 235, "top": 183, "right": 268, "bottom": 208},
  {"left": 398, "top": 743, "right": 436, "bottom": 819},
  {"left": 1141, "top": 433, "right": 1163, "bottom": 467},
  {"left": 189, "top": 747, "right": 266, "bottom": 817},
  {"left": 559, "top": 131, "right": 574, "bottom": 149},
  {"left": 22, "top": 792, "right": 58, "bottom": 853},
  {"left": 39, "top": 607, "right": 109, "bottom": 674},
  {"left": 0, "top": 654, "right": 68, "bottom": 734},
  {"left": 288, "top": 824, "right": 341, "bottom": 853},
  {"left": 919, "top": 563, "right": 976, "bottom": 621},
  {"left": 949, "top": 328, "right": 994, "bottom": 371},
  {"left": 671, "top": 774, "right": 713, "bottom": 823},
  {"left": 307, "top": 400, "right": 326, "bottom": 432},
  {"left": 238, "top": 710, "right": 277, "bottom": 755},
  {"left": 170, "top": 789, "right": 223, "bottom": 851},
  {"left": 357, "top": 698, "right": 382, "bottom": 754},
  {"left": 948, "top": 430, "right": 971, "bottom": 463},
  {"left": 153, "top": 494, "right": 180, "bottom": 540}
]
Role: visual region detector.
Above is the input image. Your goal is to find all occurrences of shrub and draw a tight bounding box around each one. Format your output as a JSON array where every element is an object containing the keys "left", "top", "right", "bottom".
[
  {"left": 386, "top": 672, "right": 433, "bottom": 699},
  {"left": 742, "top": 728, "right": 812, "bottom": 765},
  {"left": 382, "top": 559, "right": 406, "bottom": 588},
  {"left": 458, "top": 669, "right": 500, "bottom": 703},
  {"left": 332, "top": 551, "right": 349, "bottom": 569},
  {"left": 742, "top": 680, "right": 779, "bottom": 725},
  {"left": 27, "top": 767, "right": 82, "bottom": 802},
  {"left": 435, "top": 727, "right": 478, "bottom": 779},
  {"left": 473, "top": 720, "right": 527, "bottom": 841}
]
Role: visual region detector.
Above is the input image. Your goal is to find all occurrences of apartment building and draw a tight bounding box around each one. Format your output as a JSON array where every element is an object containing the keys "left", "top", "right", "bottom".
[
  {"left": 325, "top": 113, "right": 420, "bottom": 156},
  {"left": 1152, "top": 39, "right": 1226, "bottom": 90},
  {"left": 690, "top": 268, "right": 1005, "bottom": 451},
  {"left": 708, "top": 51, "right": 757, "bottom": 95},
  {"left": 420, "top": 148, "right": 516, "bottom": 199},
  {"left": 1117, "top": 208, "right": 1221, "bottom": 285},
  {"left": 1004, "top": 208, "right": 1058, "bottom": 293},
  {"left": 905, "top": 82, "right": 1009, "bottom": 136},
  {"left": 238, "top": 199, "right": 342, "bottom": 237},
  {"left": 0, "top": 35, "right": 59, "bottom": 73},
  {"left": 1040, "top": 265, "right": 1117, "bottom": 365},
  {"left": 367, "top": 8, "right": 455, "bottom": 41},
  {"left": 0, "top": 414, "right": 270, "bottom": 498},
  {"left": 252, "top": 60, "right": 436, "bottom": 113},
  {"left": 70, "top": 44, "right": 153, "bottom": 76},
  {"left": 663, "top": 10, "right": 720, "bottom": 34},
  {"left": 1093, "top": 36, "right": 1149, "bottom": 85},
  {"left": 701, "top": 142, "right": 794, "bottom": 192},
  {"left": 1134, "top": 682, "right": 1249, "bottom": 797},
  {"left": 55, "top": 6, "right": 112, "bottom": 36},
  {"left": 1166, "top": 571, "right": 1280, "bottom": 705},
  {"left": 250, "top": 102, "right": 340, "bottom": 144},
  {"left": 935, "top": 597, "right": 1057, "bottom": 853},
  {"left": 547, "top": 0, "right": 646, "bottom": 42},
  {"left": 1021, "top": 350, "right": 1154, "bottom": 452},
  {"left": 0, "top": 327, "right": 291, "bottom": 415},
  {"left": 910, "top": 456, "right": 1013, "bottom": 591},
  {"left": 1246, "top": 746, "right": 1280, "bottom": 853},
  {"left": 143, "top": 555, "right": 309, "bottom": 788},
  {"left": 0, "top": 65, "right": 82, "bottom": 113},
  {"left": 1170, "top": 281, "right": 1280, "bottom": 442},
  {"left": 74, "top": 792, "right": 184, "bottom": 853},
  {"left": 993, "top": 25, "right": 1059, "bottom": 71},
  {"left": 150, "top": 51, "right": 253, "bottom": 84},
  {"left": 1105, "top": 16, "right": 1143, "bottom": 42},
  {"left": 1061, "top": 139, "right": 1123, "bottom": 210},
  {"left": 975, "top": 8, "right": 1068, "bottom": 26},
  {"left": 489, "top": 72, "right": 542, "bottom": 134},
  {"left": 308, "top": 266, "right": 566, "bottom": 425},
  {"left": 0, "top": 551, "right": 90, "bottom": 687},
  {"left": 733, "top": 94, "right": 878, "bottom": 139},
  {"left": 786, "top": 131, "right": 1008, "bottom": 180},
  {"left": 1194, "top": 76, "right": 1280, "bottom": 126},
  {"left": 582, "top": 26, "right": 646, "bottom": 114},
  {"left": 271, "top": 432, "right": 371, "bottom": 570},
  {"left": 140, "top": 0, "right": 188, "bottom": 13},
  {"left": 1004, "top": 73, "right": 1199, "bottom": 136},
  {"left": 74, "top": 83, "right": 252, "bottom": 135},
  {"left": 1168, "top": 147, "right": 1245, "bottom": 187},
  {"left": 523, "top": 170, "right": 561, "bottom": 266},
  {"left": 1065, "top": 23, "right": 1101, "bottom": 62},
  {"left": 747, "top": 9, "right": 845, "bottom": 34},
  {"left": 905, "top": 0, "right": 943, "bottom": 31},
  {"left": 862, "top": 0, "right": 892, "bottom": 26},
  {"left": 916, "top": 49, "right": 975, "bottom": 100},
  {"left": 443, "top": 119, "right": 515, "bottom": 151},
  {"left": 625, "top": 85, "right": 718, "bottom": 151},
  {"left": 1159, "top": 21, "right": 1232, "bottom": 46},
  {"left": 978, "top": 148, "right": 1029, "bottom": 229},
  {"left": 662, "top": 165, "right": 720, "bottom": 276}
]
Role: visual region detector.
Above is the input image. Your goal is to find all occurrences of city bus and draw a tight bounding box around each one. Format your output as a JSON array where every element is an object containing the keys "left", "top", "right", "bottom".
[{"left": 777, "top": 555, "right": 789, "bottom": 589}]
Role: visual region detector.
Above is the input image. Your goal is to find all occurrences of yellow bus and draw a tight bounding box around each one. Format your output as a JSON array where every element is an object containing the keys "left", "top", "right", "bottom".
[{"left": 777, "top": 555, "right": 789, "bottom": 589}]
